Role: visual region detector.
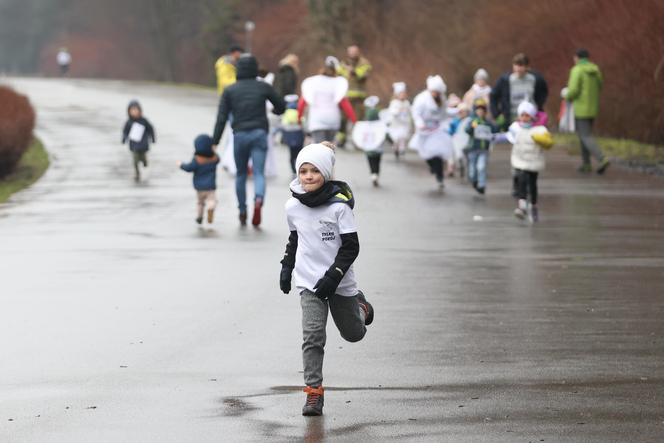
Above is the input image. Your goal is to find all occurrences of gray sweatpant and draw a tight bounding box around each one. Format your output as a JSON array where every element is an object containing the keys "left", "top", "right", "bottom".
[
  {"left": 300, "top": 290, "right": 366, "bottom": 387},
  {"left": 575, "top": 118, "right": 605, "bottom": 165}
]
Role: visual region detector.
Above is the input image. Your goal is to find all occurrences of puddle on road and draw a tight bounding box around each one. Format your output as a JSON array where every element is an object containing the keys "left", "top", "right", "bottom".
[{"left": 220, "top": 397, "right": 259, "bottom": 417}]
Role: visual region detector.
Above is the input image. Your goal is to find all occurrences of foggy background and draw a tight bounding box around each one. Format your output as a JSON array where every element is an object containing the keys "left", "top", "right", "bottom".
[{"left": 1, "top": 0, "right": 663, "bottom": 143}]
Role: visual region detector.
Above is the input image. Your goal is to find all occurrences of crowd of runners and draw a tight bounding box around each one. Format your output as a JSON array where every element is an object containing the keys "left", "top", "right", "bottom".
[
  {"left": 122, "top": 44, "right": 606, "bottom": 227},
  {"left": 117, "top": 44, "right": 606, "bottom": 416}
]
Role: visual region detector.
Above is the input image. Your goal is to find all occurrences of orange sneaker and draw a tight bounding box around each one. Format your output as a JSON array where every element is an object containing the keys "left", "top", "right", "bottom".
[{"left": 302, "top": 386, "right": 324, "bottom": 416}]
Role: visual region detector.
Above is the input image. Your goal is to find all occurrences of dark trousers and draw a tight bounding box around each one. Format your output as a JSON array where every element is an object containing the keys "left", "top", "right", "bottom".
[
  {"left": 367, "top": 153, "right": 382, "bottom": 174},
  {"left": 288, "top": 145, "right": 303, "bottom": 173},
  {"left": 426, "top": 157, "right": 444, "bottom": 182},
  {"left": 515, "top": 169, "right": 539, "bottom": 205}
]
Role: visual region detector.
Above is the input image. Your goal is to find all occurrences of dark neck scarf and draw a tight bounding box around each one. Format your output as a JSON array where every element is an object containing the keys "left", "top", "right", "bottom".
[{"left": 292, "top": 181, "right": 354, "bottom": 209}]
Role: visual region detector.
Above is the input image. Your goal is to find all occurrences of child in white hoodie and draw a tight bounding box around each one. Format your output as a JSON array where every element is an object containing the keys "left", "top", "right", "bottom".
[
  {"left": 507, "top": 101, "right": 553, "bottom": 222},
  {"left": 387, "top": 82, "right": 412, "bottom": 159}
]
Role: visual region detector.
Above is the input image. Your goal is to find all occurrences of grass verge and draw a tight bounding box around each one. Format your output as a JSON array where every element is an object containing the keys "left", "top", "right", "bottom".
[
  {"left": 0, "top": 138, "right": 49, "bottom": 203},
  {"left": 555, "top": 132, "right": 664, "bottom": 165}
]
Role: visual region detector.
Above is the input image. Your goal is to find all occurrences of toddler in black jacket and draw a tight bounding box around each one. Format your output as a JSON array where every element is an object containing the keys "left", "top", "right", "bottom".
[{"left": 122, "top": 100, "right": 155, "bottom": 182}]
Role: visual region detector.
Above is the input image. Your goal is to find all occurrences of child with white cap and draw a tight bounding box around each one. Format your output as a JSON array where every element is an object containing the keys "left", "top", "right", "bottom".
[
  {"left": 507, "top": 101, "right": 553, "bottom": 222},
  {"left": 463, "top": 68, "right": 492, "bottom": 110},
  {"left": 353, "top": 95, "right": 385, "bottom": 186},
  {"left": 409, "top": 75, "right": 455, "bottom": 189},
  {"left": 387, "top": 81, "right": 412, "bottom": 159},
  {"left": 279, "top": 142, "right": 374, "bottom": 416}
]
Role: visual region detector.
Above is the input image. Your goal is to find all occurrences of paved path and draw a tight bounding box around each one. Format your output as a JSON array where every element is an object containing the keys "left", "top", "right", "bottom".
[{"left": 1, "top": 78, "right": 663, "bottom": 442}]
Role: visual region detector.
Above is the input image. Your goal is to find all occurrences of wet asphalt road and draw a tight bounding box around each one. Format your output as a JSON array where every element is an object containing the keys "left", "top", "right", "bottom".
[{"left": 1, "top": 78, "right": 663, "bottom": 442}]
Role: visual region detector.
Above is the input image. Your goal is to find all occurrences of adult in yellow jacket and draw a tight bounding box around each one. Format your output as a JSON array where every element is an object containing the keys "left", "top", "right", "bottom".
[
  {"left": 336, "top": 45, "right": 372, "bottom": 146},
  {"left": 215, "top": 45, "right": 243, "bottom": 96}
]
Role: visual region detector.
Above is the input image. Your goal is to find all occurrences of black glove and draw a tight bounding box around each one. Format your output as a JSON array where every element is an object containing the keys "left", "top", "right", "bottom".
[
  {"left": 280, "top": 267, "right": 292, "bottom": 294},
  {"left": 313, "top": 268, "right": 344, "bottom": 300}
]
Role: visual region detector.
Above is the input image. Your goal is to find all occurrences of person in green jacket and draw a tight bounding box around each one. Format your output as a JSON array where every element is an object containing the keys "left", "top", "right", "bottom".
[{"left": 565, "top": 48, "right": 609, "bottom": 174}]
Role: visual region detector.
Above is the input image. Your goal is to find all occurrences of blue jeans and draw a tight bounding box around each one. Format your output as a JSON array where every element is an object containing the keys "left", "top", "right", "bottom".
[
  {"left": 233, "top": 128, "right": 268, "bottom": 213},
  {"left": 467, "top": 149, "right": 488, "bottom": 188}
]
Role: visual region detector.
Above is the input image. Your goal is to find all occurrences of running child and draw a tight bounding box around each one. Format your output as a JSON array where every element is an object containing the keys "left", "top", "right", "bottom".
[
  {"left": 358, "top": 95, "right": 384, "bottom": 186},
  {"left": 465, "top": 99, "right": 498, "bottom": 194},
  {"left": 178, "top": 134, "right": 220, "bottom": 225},
  {"left": 121, "top": 100, "right": 156, "bottom": 182},
  {"left": 387, "top": 82, "right": 412, "bottom": 160},
  {"left": 507, "top": 101, "right": 553, "bottom": 222},
  {"left": 448, "top": 103, "right": 471, "bottom": 178},
  {"left": 279, "top": 142, "right": 374, "bottom": 416},
  {"left": 281, "top": 94, "right": 306, "bottom": 176}
]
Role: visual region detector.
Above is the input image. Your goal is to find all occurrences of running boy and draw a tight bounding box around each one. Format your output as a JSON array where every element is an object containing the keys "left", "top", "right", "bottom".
[
  {"left": 178, "top": 134, "right": 220, "bottom": 225},
  {"left": 279, "top": 142, "right": 374, "bottom": 416},
  {"left": 122, "top": 100, "right": 155, "bottom": 182},
  {"left": 465, "top": 99, "right": 498, "bottom": 194},
  {"left": 507, "top": 101, "right": 553, "bottom": 222}
]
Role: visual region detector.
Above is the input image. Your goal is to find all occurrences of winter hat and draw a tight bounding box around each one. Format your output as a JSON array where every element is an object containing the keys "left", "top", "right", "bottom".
[
  {"left": 236, "top": 54, "right": 258, "bottom": 79},
  {"left": 392, "top": 81, "right": 407, "bottom": 95},
  {"left": 194, "top": 134, "right": 214, "bottom": 157},
  {"left": 517, "top": 101, "right": 537, "bottom": 118},
  {"left": 426, "top": 75, "right": 447, "bottom": 93},
  {"left": 325, "top": 55, "right": 340, "bottom": 69},
  {"left": 474, "top": 68, "right": 489, "bottom": 82},
  {"left": 473, "top": 98, "right": 488, "bottom": 111},
  {"left": 363, "top": 95, "right": 380, "bottom": 108},
  {"left": 295, "top": 143, "right": 336, "bottom": 182},
  {"left": 127, "top": 99, "right": 142, "bottom": 114}
]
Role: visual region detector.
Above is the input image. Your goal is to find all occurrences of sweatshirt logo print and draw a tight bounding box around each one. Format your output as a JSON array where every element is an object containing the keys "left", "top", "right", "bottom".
[{"left": 319, "top": 220, "right": 336, "bottom": 242}]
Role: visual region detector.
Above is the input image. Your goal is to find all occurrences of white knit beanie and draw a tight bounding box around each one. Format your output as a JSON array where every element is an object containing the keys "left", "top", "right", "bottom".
[
  {"left": 363, "top": 95, "right": 380, "bottom": 108},
  {"left": 474, "top": 68, "right": 489, "bottom": 82},
  {"left": 426, "top": 75, "right": 446, "bottom": 93},
  {"left": 517, "top": 101, "right": 537, "bottom": 118},
  {"left": 392, "top": 81, "right": 406, "bottom": 95},
  {"left": 295, "top": 143, "right": 336, "bottom": 182}
]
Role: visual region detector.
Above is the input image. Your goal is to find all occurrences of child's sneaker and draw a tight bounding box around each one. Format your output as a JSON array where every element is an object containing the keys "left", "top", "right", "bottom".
[
  {"left": 357, "top": 291, "right": 374, "bottom": 326},
  {"left": 207, "top": 208, "right": 214, "bottom": 224},
  {"left": 252, "top": 198, "right": 263, "bottom": 227},
  {"left": 302, "top": 386, "right": 324, "bottom": 416},
  {"left": 596, "top": 159, "right": 611, "bottom": 175},
  {"left": 529, "top": 205, "right": 539, "bottom": 223},
  {"left": 514, "top": 199, "right": 527, "bottom": 220},
  {"left": 195, "top": 216, "right": 203, "bottom": 225}
]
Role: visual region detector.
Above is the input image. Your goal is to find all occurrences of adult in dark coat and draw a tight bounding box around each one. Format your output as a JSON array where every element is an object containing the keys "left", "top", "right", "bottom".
[
  {"left": 213, "top": 54, "right": 286, "bottom": 227},
  {"left": 490, "top": 53, "right": 548, "bottom": 131}
]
